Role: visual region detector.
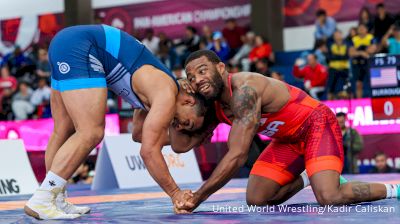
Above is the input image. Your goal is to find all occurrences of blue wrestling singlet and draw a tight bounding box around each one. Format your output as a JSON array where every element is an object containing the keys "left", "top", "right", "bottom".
[{"left": 48, "top": 24, "right": 178, "bottom": 109}]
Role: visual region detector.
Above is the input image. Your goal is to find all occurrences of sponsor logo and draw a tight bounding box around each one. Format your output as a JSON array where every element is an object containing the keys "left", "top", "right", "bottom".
[
  {"left": 125, "top": 153, "right": 185, "bottom": 171},
  {"left": 163, "top": 153, "right": 185, "bottom": 168},
  {"left": 89, "top": 54, "right": 105, "bottom": 73},
  {"left": 125, "top": 155, "right": 147, "bottom": 171},
  {"left": 100, "top": 8, "right": 133, "bottom": 34},
  {"left": 0, "top": 179, "right": 20, "bottom": 195},
  {"left": 118, "top": 88, "right": 130, "bottom": 96},
  {"left": 57, "top": 62, "right": 70, "bottom": 74}
]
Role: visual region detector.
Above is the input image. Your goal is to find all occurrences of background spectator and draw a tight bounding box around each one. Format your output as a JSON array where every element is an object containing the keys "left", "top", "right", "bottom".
[
  {"left": 230, "top": 31, "right": 255, "bottom": 72},
  {"left": 293, "top": 53, "right": 328, "bottom": 99},
  {"left": 26, "top": 43, "right": 40, "bottom": 66},
  {"left": 369, "top": 152, "right": 399, "bottom": 174},
  {"left": 0, "top": 66, "right": 18, "bottom": 97},
  {"left": 336, "top": 112, "right": 364, "bottom": 174},
  {"left": 183, "top": 26, "right": 201, "bottom": 53},
  {"left": 358, "top": 7, "right": 373, "bottom": 32},
  {"left": 208, "top": 31, "right": 230, "bottom": 63},
  {"left": 172, "top": 65, "right": 185, "bottom": 79},
  {"left": 142, "top": 28, "right": 160, "bottom": 54},
  {"left": 30, "top": 78, "right": 51, "bottom": 118},
  {"left": 270, "top": 71, "right": 284, "bottom": 81},
  {"left": 255, "top": 58, "right": 270, "bottom": 76},
  {"left": 12, "top": 82, "right": 34, "bottom": 120},
  {"left": 373, "top": 3, "right": 394, "bottom": 44},
  {"left": 0, "top": 87, "right": 14, "bottom": 120},
  {"left": 69, "top": 161, "right": 95, "bottom": 184},
  {"left": 226, "top": 63, "right": 241, "bottom": 73},
  {"left": 176, "top": 26, "right": 200, "bottom": 65},
  {"left": 349, "top": 23, "right": 377, "bottom": 98},
  {"left": 2, "top": 46, "right": 32, "bottom": 78},
  {"left": 326, "top": 30, "right": 350, "bottom": 100},
  {"left": 313, "top": 39, "right": 328, "bottom": 66},
  {"left": 314, "top": 9, "right": 336, "bottom": 43},
  {"left": 381, "top": 24, "right": 400, "bottom": 55},
  {"left": 200, "top": 25, "right": 213, "bottom": 49},
  {"left": 157, "top": 32, "right": 178, "bottom": 70},
  {"left": 222, "top": 18, "right": 246, "bottom": 56},
  {"left": 297, "top": 39, "right": 327, "bottom": 68},
  {"left": 35, "top": 48, "right": 51, "bottom": 81},
  {"left": 249, "top": 35, "right": 274, "bottom": 65},
  {"left": 345, "top": 27, "right": 358, "bottom": 45}
]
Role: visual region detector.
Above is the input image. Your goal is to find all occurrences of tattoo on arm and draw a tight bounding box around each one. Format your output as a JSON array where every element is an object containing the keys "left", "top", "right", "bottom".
[
  {"left": 351, "top": 183, "right": 371, "bottom": 200},
  {"left": 231, "top": 85, "right": 260, "bottom": 133}
]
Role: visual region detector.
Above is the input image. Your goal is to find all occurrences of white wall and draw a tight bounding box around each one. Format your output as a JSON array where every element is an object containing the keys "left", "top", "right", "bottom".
[
  {"left": 0, "top": 0, "right": 161, "bottom": 20},
  {"left": 0, "top": 0, "right": 64, "bottom": 20},
  {"left": 92, "top": 0, "right": 162, "bottom": 8},
  {"left": 283, "top": 20, "right": 359, "bottom": 51}
]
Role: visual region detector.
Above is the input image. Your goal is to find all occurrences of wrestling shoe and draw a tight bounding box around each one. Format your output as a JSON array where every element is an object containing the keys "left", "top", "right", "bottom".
[
  {"left": 56, "top": 187, "right": 91, "bottom": 214},
  {"left": 24, "top": 188, "right": 81, "bottom": 220}
]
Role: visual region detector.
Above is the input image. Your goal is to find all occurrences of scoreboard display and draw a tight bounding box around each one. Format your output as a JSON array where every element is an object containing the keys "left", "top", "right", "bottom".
[{"left": 369, "top": 54, "right": 400, "bottom": 120}]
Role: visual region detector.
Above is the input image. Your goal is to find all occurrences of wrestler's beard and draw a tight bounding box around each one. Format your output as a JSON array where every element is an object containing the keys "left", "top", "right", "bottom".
[{"left": 205, "top": 71, "right": 224, "bottom": 101}]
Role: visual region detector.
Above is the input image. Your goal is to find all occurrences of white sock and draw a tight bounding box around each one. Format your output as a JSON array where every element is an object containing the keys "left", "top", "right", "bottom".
[
  {"left": 40, "top": 171, "right": 67, "bottom": 191},
  {"left": 300, "top": 170, "right": 310, "bottom": 188},
  {"left": 384, "top": 184, "right": 398, "bottom": 199}
]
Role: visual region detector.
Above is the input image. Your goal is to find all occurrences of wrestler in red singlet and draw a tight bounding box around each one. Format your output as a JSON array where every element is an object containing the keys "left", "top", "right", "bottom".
[{"left": 214, "top": 74, "right": 344, "bottom": 185}]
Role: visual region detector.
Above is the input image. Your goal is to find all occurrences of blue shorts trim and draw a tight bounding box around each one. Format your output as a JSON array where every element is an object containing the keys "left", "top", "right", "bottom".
[
  {"left": 51, "top": 77, "right": 107, "bottom": 92},
  {"left": 102, "top": 25, "right": 120, "bottom": 58}
]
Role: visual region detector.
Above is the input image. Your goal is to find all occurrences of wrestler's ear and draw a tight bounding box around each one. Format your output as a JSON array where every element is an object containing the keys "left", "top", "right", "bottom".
[
  {"left": 216, "top": 62, "right": 226, "bottom": 75},
  {"left": 182, "top": 93, "right": 196, "bottom": 106}
]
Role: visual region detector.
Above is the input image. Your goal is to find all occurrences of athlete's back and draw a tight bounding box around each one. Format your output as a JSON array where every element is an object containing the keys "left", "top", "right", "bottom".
[{"left": 49, "top": 24, "right": 177, "bottom": 109}]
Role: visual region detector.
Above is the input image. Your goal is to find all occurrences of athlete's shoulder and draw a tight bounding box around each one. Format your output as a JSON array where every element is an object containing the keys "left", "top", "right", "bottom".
[
  {"left": 231, "top": 71, "right": 256, "bottom": 83},
  {"left": 231, "top": 72, "right": 269, "bottom": 88}
]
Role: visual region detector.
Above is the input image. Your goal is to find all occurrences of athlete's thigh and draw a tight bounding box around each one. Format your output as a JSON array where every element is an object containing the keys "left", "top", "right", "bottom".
[
  {"left": 303, "top": 104, "right": 344, "bottom": 178},
  {"left": 60, "top": 88, "right": 108, "bottom": 131},
  {"left": 50, "top": 89, "right": 74, "bottom": 134},
  {"left": 247, "top": 140, "right": 305, "bottom": 200}
]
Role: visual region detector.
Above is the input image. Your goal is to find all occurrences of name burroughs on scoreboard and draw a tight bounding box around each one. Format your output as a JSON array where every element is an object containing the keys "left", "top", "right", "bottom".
[{"left": 370, "top": 54, "right": 400, "bottom": 120}]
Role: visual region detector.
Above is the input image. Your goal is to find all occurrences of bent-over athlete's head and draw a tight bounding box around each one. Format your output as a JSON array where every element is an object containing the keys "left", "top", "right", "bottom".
[
  {"left": 184, "top": 50, "right": 225, "bottom": 100},
  {"left": 173, "top": 91, "right": 208, "bottom": 132}
]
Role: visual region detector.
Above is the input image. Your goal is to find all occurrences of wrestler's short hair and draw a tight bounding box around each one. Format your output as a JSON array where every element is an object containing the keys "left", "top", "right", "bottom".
[{"left": 184, "top": 50, "right": 222, "bottom": 67}]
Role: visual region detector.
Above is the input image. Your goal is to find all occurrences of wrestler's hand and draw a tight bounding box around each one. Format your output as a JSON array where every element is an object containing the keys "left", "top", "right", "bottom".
[
  {"left": 171, "top": 189, "right": 195, "bottom": 214},
  {"left": 174, "top": 191, "right": 203, "bottom": 214},
  {"left": 178, "top": 79, "right": 195, "bottom": 94}
]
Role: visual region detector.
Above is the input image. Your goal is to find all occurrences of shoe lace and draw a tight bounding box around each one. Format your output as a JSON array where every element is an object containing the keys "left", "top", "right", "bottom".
[
  {"left": 51, "top": 193, "right": 65, "bottom": 213},
  {"left": 59, "top": 191, "right": 75, "bottom": 210}
]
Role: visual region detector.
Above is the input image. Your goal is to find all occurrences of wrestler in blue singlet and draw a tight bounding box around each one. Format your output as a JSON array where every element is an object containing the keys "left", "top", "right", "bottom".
[{"left": 49, "top": 24, "right": 178, "bottom": 109}]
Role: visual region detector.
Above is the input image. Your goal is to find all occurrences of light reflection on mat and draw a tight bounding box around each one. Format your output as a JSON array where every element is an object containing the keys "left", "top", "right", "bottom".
[{"left": 0, "top": 174, "right": 399, "bottom": 224}]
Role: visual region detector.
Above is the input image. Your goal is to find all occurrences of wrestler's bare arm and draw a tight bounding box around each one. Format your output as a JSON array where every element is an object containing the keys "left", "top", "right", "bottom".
[
  {"left": 132, "top": 109, "right": 170, "bottom": 146},
  {"left": 133, "top": 69, "right": 184, "bottom": 199},
  {"left": 131, "top": 109, "right": 147, "bottom": 143},
  {"left": 196, "top": 80, "right": 262, "bottom": 201}
]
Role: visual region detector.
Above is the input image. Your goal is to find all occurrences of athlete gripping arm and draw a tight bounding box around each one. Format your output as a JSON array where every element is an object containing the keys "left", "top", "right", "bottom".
[
  {"left": 177, "top": 81, "right": 262, "bottom": 212},
  {"left": 134, "top": 68, "right": 193, "bottom": 211}
]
